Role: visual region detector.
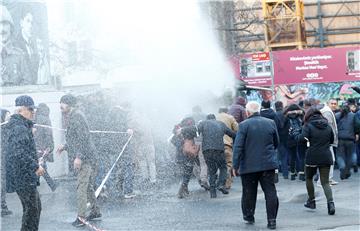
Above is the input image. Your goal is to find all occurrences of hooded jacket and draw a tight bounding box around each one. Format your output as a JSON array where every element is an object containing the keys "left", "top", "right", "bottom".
[{"left": 297, "top": 114, "right": 334, "bottom": 166}]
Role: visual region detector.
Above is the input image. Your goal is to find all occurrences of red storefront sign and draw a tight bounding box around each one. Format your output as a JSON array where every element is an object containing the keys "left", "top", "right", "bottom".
[{"left": 234, "top": 46, "right": 360, "bottom": 86}]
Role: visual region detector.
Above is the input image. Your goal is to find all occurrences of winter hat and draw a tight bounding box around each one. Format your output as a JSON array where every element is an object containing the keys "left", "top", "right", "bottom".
[
  {"left": 15, "top": 95, "right": 36, "bottom": 109},
  {"left": 60, "top": 94, "right": 77, "bottom": 107}
]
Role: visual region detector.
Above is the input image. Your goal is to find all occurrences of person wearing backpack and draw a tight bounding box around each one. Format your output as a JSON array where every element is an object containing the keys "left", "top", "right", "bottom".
[
  {"left": 284, "top": 104, "right": 306, "bottom": 181},
  {"left": 295, "top": 107, "right": 335, "bottom": 215}
]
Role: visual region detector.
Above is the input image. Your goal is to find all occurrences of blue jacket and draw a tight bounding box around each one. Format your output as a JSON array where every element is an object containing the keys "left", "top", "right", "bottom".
[
  {"left": 233, "top": 113, "right": 279, "bottom": 175},
  {"left": 4, "top": 114, "right": 40, "bottom": 193}
]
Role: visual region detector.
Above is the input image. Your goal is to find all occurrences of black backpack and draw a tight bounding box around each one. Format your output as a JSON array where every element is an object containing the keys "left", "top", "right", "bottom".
[{"left": 288, "top": 117, "right": 302, "bottom": 139}]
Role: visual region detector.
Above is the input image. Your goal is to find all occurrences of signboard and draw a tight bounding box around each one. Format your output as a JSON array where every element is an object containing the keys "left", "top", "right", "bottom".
[
  {"left": 274, "top": 46, "right": 360, "bottom": 85},
  {"left": 235, "top": 46, "right": 360, "bottom": 86}
]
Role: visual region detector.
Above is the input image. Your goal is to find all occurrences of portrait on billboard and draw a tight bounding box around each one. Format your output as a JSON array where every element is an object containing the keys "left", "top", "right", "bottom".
[{"left": 0, "top": 1, "right": 50, "bottom": 87}]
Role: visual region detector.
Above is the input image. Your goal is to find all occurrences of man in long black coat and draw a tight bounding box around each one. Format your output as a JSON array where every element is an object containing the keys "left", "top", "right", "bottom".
[{"left": 4, "top": 95, "right": 44, "bottom": 231}]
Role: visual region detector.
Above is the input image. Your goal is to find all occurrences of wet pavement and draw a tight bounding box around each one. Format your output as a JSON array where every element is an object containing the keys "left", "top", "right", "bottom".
[{"left": 1, "top": 170, "right": 359, "bottom": 231}]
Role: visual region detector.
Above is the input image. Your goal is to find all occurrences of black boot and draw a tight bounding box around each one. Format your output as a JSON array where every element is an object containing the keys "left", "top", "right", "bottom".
[
  {"left": 327, "top": 201, "right": 335, "bottom": 215},
  {"left": 177, "top": 184, "right": 188, "bottom": 199},
  {"left": 290, "top": 172, "right": 296, "bottom": 181},
  {"left": 267, "top": 219, "right": 276, "bottom": 230},
  {"left": 304, "top": 198, "right": 316, "bottom": 209},
  {"left": 210, "top": 188, "right": 217, "bottom": 198},
  {"left": 218, "top": 186, "right": 229, "bottom": 195},
  {"left": 340, "top": 169, "right": 346, "bottom": 180}
]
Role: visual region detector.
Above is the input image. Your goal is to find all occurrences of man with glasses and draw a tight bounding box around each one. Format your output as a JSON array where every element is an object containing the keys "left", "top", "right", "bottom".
[{"left": 4, "top": 95, "right": 44, "bottom": 231}]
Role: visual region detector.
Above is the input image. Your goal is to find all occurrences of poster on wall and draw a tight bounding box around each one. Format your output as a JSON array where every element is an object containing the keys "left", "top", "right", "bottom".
[
  {"left": 237, "top": 52, "right": 272, "bottom": 86},
  {"left": 1, "top": 1, "right": 50, "bottom": 87}
]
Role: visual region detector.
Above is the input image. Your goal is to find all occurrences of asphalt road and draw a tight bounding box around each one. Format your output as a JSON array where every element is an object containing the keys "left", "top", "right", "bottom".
[{"left": 1, "top": 170, "right": 359, "bottom": 231}]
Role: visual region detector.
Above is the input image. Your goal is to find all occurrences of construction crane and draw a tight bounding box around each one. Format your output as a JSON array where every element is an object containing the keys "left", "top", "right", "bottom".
[{"left": 262, "top": 0, "right": 307, "bottom": 51}]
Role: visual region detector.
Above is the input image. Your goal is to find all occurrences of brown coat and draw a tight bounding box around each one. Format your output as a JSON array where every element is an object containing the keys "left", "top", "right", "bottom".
[{"left": 217, "top": 112, "right": 238, "bottom": 147}]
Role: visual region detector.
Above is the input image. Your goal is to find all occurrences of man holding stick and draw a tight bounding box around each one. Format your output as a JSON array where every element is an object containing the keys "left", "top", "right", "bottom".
[{"left": 57, "top": 94, "right": 101, "bottom": 227}]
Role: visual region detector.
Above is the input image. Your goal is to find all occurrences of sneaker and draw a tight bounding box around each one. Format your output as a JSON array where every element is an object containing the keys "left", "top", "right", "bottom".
[
  {"left": 304, "top": 198, "right": 316, "bottom": 209},
  {"left": 327, "top": 201, "right": 335, "bottom": 215},
  {"left": 124, "top": 193, "right": 136, "bottom": 199},
  {"left": 1, "top": 207, "right": 13, "bottom": 217},
  {"left": 86, "top": 211, "right": 102, "bottom": 221},
  {"left": 72, "top": 217, "right": 85, "bottom": 227}
]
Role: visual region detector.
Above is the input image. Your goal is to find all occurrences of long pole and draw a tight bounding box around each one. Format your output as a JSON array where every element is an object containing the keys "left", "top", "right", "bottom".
[{"left": 95, "top": 133, "right": 133, "bottom": 198}]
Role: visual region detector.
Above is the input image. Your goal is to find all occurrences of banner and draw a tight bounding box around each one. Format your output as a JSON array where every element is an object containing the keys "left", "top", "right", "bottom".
[{"left": 235, "top": 46, "right": 360, "bottom": 86}]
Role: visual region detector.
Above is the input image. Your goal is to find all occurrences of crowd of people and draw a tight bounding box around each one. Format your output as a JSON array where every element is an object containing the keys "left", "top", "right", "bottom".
[{"left": 0, "top": 89, "right": 359, "bottom": 230}]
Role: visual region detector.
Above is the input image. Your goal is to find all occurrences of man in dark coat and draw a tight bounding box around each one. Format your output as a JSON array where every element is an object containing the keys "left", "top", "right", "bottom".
[
  {"left": 4, "top": 95, "right": 44, "bottom": 231},
  {"left": 198, "top": 114, "right": 236, "bottom": 198},
  {"left": 57, "top": 94, "right": 101, "bottom": 227},
  {"left": 232, "top": 101, "right": 279, "bottom": 230}
]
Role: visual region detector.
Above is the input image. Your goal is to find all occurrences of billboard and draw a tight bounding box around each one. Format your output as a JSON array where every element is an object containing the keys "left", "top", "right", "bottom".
[
  {"left": 1, "top": 1, "right": 50, "bottom": 87},
  {"left": 236, "top": 46, "right": 360, "bottom": 86}
]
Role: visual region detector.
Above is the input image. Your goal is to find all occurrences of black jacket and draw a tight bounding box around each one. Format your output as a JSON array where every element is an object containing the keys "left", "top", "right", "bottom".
[
  {"left": 297, "top": 114, "right": 334, "bottom": 166},
  {"left": 4, "top": 114, "right": 40, "bottom": 193},
  {"left": 197, "top": 119, "right": 236, "bottom": 152},
  {"left": 64, "top": 109, "right": 97, "bottom": 164},
  {"left": 233, "top": 113, "right": 279, "bottom": 175},
  {"left": 336, "top": 112, "right": 356, "bottom": 141}
]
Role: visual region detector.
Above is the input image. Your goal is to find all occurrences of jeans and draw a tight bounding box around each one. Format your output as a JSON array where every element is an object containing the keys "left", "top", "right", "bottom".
[
  {"left": 288, "top": 144, "right": 305, "bottom": 174},
  {"left": 177, "top": 155, "right": 197, "bottom": 186},
  {"left": 336, "top": 140, "right": 355, "bottom": 171},
  {"left": 278, "top": 142, "right": 289, "bottom": 177},
  {"left": 241, "top": 170, "right": 279, "bottom": 221},
  {"left": 203, "top": 149, "right": 227, "bottom": 189},
  {"left": 16, "top": 188, "right": 41, "bottom": 231},
  {"left": 305, "top": 166, "right": 333, "bottom": 202}
]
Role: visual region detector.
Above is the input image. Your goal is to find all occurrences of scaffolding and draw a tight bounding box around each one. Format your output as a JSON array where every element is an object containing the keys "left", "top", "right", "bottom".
[
  {"left": 225, "top": 0, "right": 360, "bottom": 54},
  {"left": 262, "top": 0, "right": 307, "bottom": 51}
]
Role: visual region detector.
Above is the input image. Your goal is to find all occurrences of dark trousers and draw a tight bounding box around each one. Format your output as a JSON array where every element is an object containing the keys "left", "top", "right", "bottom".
[
  {"left": 337, "top": 140, "right": 355, "bottom": 173},
  {"left": 241, "top": 170, "right": 279, "bottom": 221},
  {"left": 16, "top": 188, "right": 41, "bottom": 231},
  {"left": 278, "top": 142, "right": 289, "bottom": 177},
  {"left": 305, "top": 166, "right": 333, "bottom": 202},
  {"left": 288, "top": 144, "right": 305, "bottom": 174},
  {"left": 203, "top": 149, "right": 227, "bottom": 189}
]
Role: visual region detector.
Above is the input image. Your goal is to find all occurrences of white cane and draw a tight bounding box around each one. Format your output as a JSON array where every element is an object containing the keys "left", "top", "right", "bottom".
[{"left": 95, "top": 133, "right": 133, "bottom": 198}]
